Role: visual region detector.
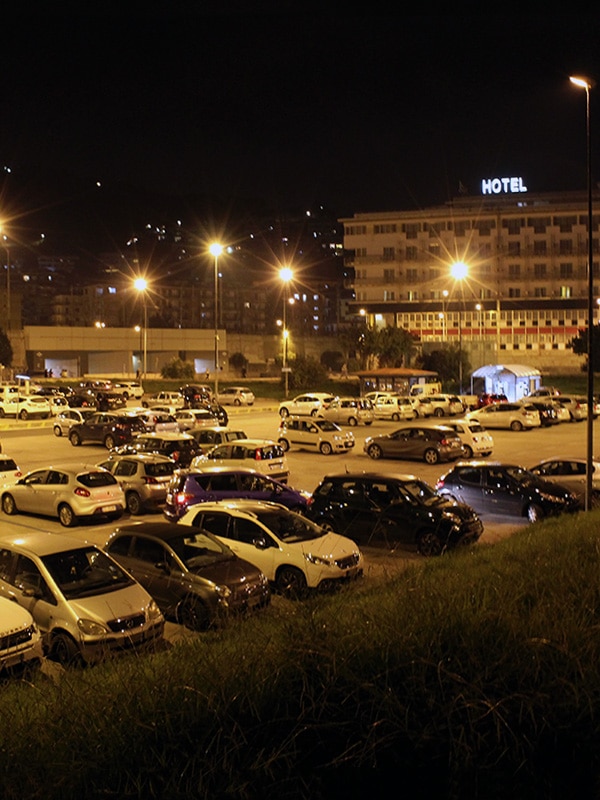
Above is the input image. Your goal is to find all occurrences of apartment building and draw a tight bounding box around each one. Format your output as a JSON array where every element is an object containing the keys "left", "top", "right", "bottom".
[{"left": 340, "top": 190, "right": 600, "bottom": 369}]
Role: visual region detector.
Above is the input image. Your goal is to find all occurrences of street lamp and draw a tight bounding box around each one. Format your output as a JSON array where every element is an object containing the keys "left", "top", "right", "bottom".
[
  {"left": 209, "top": 243, "right": 223, "bottom": 397},
  {"left": 133, "top": 277, "right": 148, "bottom": 380},
  {"left": 0, "top": 228, "right": 10, "bottom": 330},
  {"left": 570, "top": 74, "right": 595, "bottom": 510},
  {"left": 279, "top": 266, "right": 293, "bottom": 397},
  {"left": 450, "top": 261, "right": 468, "bottom": 394}
]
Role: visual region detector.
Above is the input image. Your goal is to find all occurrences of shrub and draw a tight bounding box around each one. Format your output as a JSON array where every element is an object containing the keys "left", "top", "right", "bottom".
[{"left": 160, "top": 358, "right": 195, "bottom": 380}]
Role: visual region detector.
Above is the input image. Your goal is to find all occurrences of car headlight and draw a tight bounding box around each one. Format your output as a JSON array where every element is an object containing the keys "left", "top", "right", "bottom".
[
  {"left": 215, "top": 584, "right": 232, "bottom": 600},
  {"left": 305, "top": 553, "right": 333, "bottom": 567},
  {"left": 147, "top": 599, "right": 162, "bottom": 620},
  {"left": 77, "top": 618, "right": 109, "bottom": 636}
]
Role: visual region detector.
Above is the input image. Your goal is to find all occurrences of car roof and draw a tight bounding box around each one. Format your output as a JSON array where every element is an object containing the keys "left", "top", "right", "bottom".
[
  {"left": 108, "top": 520, "right": 203, "bottom": 543},
  {"left": 22, "top": 463, "right": 112, "bottom": 475},
  {"left": 182, "top": 499, "right": 293, "bottom": 515},
  {"left": 99, "top": 452, "right": 175, "bottom": 463},
  {"left": 319, "top": 471, "right": 422, "bottom": 482},
  {"left": 138, "top": 431, "right": 195, "bottom": 440},
  {"left": 0, "top": 530, "right": 99, "bottom": 556},
  {"left": 179, "top": 465, "right": 262, "bottom": 476},
  {"left": 214, "top": 438, "right": 280, "bottom": 447}
]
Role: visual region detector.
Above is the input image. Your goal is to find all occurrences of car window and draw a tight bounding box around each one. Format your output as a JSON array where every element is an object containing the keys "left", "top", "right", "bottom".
[
  {"left": 455, "top": 467, "right": 483, "bottom": 486},
  {"left": 130, "top": 537, "right": 168, "bottom": 565},
  {"left": 233, "top": 518, "right": 269, "bottom": 545},
  {"left": 107, "top": 535, "right": 133, "bottom": 557},
  {"left": 13, "top": 555, "right": 56, "bottom": 603},
  {"left": 78, "top": 471, "right": 118, "bottom": 487},
  {"left": 195, "top": 512, "right": 231, "bottom": 537},
  {"left": 47, "top": 470, "right": 68, "bottom": 485},
  {"left": 146, "top": 461, "right": 175, "bottom": 477},
  {"left": 0, "top": 458, "right": 18, "bottom": 471},
  {"left": 207, "top": 474, "right": 239, "bottom": 491}
]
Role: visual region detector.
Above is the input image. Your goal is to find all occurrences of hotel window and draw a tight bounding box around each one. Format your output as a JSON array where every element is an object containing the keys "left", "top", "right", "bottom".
[
  {"left": 346, "top": 224, "right": 367, "bottom": 235},
  {"left": 428, "top": 222, "right": 446, "bottom": 237},
  {"left": 504, "top": 218, "right": 523, "bottom": 235},
  {"left": 508, "top": 288, "right": 521, "bottom": 298},
  {"left": 406, "top": 268, "right": 418, "bottom": 281},
  {"left": 559, "top": 263, "right": 573, "bottom": 279},
  {"left": 383, "top": 268, "right": 396, "bottom": 281},
  {"left": 407, "top": 290, "right": 419, "bottom": 300},
  {"left": 507, "top": 241, "right": 520, "bottom": 256},
  {"left": 405, "top": 246, "right": 418, "bottom": 260},
  {"left": 429, "top": 243, "right": 440, "bottom": 257},
  {"left": 473, "top": 220, "right": 495, "bottom": 235},
  {"left": 534, "top": 263, "right": 547, "bottom": 278},
  {"left": 559, "top": 239, "right": 573, "bottom": 255},
  {"left": 374, "top": 223, "right": 397, "bottom": 234},
  {"left": 508, "top": 264, "right": 521, "bottom": 278},
  {"left": 454, "top": 220, "right": 471, "bottom": 237},
  {"left": 560, "top": 286, "right": 573, "bottom": 298},
  {"left": 355, "top": 247, "right": 367, "bottom": 257},
  {"left": 403, "top": 223, "right": 420, "bottom": 239},
  {"left": 554, "top": 215, "right": 577, "bottom": 232},
  {"left": 428, "top": 268, "right": 440, "bottom": 280},
  {"left": 479, "top": 243, "right": 492, "bottom": 257},
  {"left": 534, "top": 287, "right": 547, "bottom": 297},
  {"left": 533, "top": 240, "right": 547, "bottom": 255},
  {"left": 383, "top": 290, "right": 395, "bottom": 301},
  {"left": 382, "top": 247, "right": 396, "bottom": 261},
  {"left": 528, "top": 217, "right": 550, "bottom": 234}
]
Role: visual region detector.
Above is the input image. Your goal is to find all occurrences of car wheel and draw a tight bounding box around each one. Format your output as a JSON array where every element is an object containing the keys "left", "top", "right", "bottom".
[
  {"left": 122, "top": 392, "right": 129, "bottom": 400},
  {"left": 126, "top": 492, "right": 143, "bottom": 515},
  {"left": 58, "top": 503, "right": 77, "bottom": 527},
  {"left": 319, "top": 517, "right": 337, "bottom": 533},
  {"left": 19, "top": 410, "right": 28, "bottom": 420},
  {"left": 365, "top": 420, "right": 373, "bottom": 425},
  {"left": 462, "top": 445, "right": 473, "bottom": 458},
  {"left": 49, "top": 633, "right": 82, "bottom": 667},
  {"left": 391, "top": 413, "right": 400, "bottom": 421},
  {"left": 0, "top": 408, "right": 5, "bottom": 418},
  {"left": 310, "top": 409, "right": 319, "bottom": 417},
  {"left": 2, "top": 494, "right": 17, "bottom": 515},
  {"left": 53, "top": 425, "right": 62, "bottom": 437},
  {"left": 527, "top": 503, "right": 544, "bottom": 523},
  {"left": 416, "top": 530, "right": 444, "bottom": 556},
  {"left": 177, "top": 597, "right": 211, "bottom": 631},
  {"left": 234, "top": 398, "right": 241, "bottom": 406},
  {"left": 320, "top": 441, "right": 333, "bottom": 455},
  {"left": 348, "top": 416, "right": 358, "bottom": 426},
  {"left": 510, "top": 420, "right": 523, "bottom": 431},
  {"left": 434, "top": 408, "right": 444, "bottom": 417},
  {"left": 423, "top": 448, "right": 440, "bottom": 465},
  {"left": 104, "top": 434, "right": 116, "bottom": 449},
  {"left": 69, "top": 431, "right": 81, "bottom": 446},
  {"left": 279, "top": 407, "right": 289, "bottom": 418},
  {"left": 278, "top": 438, "right": 290, "bottom": 452},
  {"left": 367, "top": 444, "right": 383, "bottom": 460},
  {"left": 276, "top": 565, "right": 307, "bottom": 598}
]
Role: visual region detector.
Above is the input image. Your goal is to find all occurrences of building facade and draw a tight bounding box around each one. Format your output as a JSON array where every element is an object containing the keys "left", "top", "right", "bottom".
[{"left": 341, "top": 190, "right": 600, "bottom": 372}]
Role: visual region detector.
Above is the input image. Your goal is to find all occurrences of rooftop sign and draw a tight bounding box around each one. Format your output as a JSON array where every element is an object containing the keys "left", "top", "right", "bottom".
[{"left": 481, "top": 177, "right": 528, "bottom": 195}]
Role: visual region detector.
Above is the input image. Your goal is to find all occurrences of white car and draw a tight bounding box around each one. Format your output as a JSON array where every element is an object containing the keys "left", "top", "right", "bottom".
[
  {"left": 53, "top": 408, "right": 96, "bottom": 436},
  {"left": 175, "top": 408, "right": 220, "bottom": 430},
  {"left": 277, "top": 416, "right": 355, "bottom": 455},
  {"left": 427, "top": 418, "right": 494, "bottom": 458},
  {"left": 216, "top": 386, "right": 255, "bottom": 406},
  {"left": 47, "top": 395, "right": 70, "bottom": 416},
  {"left": 0, "top": 395, "right": 52, "bottom": 420},
  {"left": 178, "top": 499, "right": 364, "bottom": 594},
  {"left": 318, "top": 397, "right": 374, "bottom": 426},
  {"left": 0, "top": 596, "right": 43, "bottom": 674},
  {"left": 1, "top": 464, "right": 125, "bottom": 527},
  {"left": 467, "top": 402, "right": 541, "bottom": 431},
  {"left": 111, "top": 381, "right": 144, "bottom": 400},
  {"left": 425, "top": 394, "right": 466, "bottom": 417},
  {"left": 141, "top": 391, "right": 185, "bottom": 409},
  {"left": 278, "top": 392, "right": 335, "bottom": 418},
  {"left": 191, "top": 438, "right": 289, "bottom": 482},
  {"left": 373, "top": 395, "right": 416, "bottom": 421},
  {"left": 0, "top": 531, "right": 164, "bottom": 665},
  {"left": 0, "top": 455, "right": 23, "bottom": 488}
]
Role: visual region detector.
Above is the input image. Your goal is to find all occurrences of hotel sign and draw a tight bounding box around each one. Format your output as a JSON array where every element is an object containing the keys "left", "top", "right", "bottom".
[{"left": 481, "top": 177, "right": 528, "bottom": 195}]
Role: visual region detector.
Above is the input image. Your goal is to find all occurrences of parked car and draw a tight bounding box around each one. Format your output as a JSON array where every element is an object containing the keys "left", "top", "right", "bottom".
[
  {"left": 411, "top": 396, "right": 435, "bottom": 418},
  {"left": 0, "top": 455, "right": 23, "bottom": 488},
  {"left": 0, "top": 596, "right": 43, "bottom": 676},
  {"left": 0, "top": 531, "right": 164, "bottom": 665},
  {"left": 112, "top": 431, "right": 202, "bottom": 467},
  {"left": 425, "top": 394, "right": 466, "bottom": 417},
  {"left": 528, "top": 457, "right": 600, "bottom": 508},
  {"left": 111, "top": 381, "right": 144, "bottom": 400},
  {"left": 68, "top": 411, "right": 147, "bottom": 449},
  {"left": 175, "top": 408, "right": 220, "bottom": 431},
  {"left": 216, "top": 386, "right": 255, "bottom": 406},
  {"left": 372, "top": 395, "right": 416, "bottom": 422},
  {"left": 126, "top": 408, "right": 179, "bottom": 432},
  {"left": 555, "top": 395, "right": 588, "bottom": 421},
  {"left": 277, "top": 416, "right": 355, "bottom": 455},
  {"left": 96, "top": 453, "right": 177, "bottom": 515},
  {"left": 466, "top": 402, "right": 541, "bottom": 431},
  {"left": 278, "top": 392, "right": 335, "bottom": 418},
  {"left": 422, "top": 418, "right": 494, "bottom": 458},
  {"left": 163, "top": 466, "right": 309, "bottom": 521},
  {"left": 364, "top": 424, "right": 464, "bottom": 465},
  {"left": 1, "top": 464, "right": 126, "bottom": 527},
  {"left": 477, "top": 393, "right": 508, "bottom": 407},
  {"left": 0, "top": 395, "right": 52, "bottom": 419},
  {"left": 363, "top": 391, "right": 397, "bottom": 405},
  {"left": 317, "top": 396, "right": 374, "bottom": 426},
  {"left": 179, "top": 499, "right": 364, "bottom": 595},
  {"left": 435, "top": 462, "right": 581, "bottom": 522},
  {"left": 53, "top": 407, "right": 96, "bottom": 436},
  {"left": 104, "top": 521, "right": 270, "bottom": 630},
  {"left": 46, "top": 395, "right": 70, "bottom": 416},
  {"left": 189, "top": 426, "right": 248, "bottom": 451},
  {"left": 191, "top": 438, "right": 289, "bottom": 482},
  {"left": 305, "top": 471, "right": 483, "bottom": 556},
  {"left": 179, "top": 384, "right": 214, "bottom": 407},
  {"left": 141, "top": 391, "right": 185, "bottom": 409},
  {"left": 530, "top": 386, "right": 561, "bottom": 398},
  {"left": 517, "top": 398, "right": 559, "bottom": 427}
]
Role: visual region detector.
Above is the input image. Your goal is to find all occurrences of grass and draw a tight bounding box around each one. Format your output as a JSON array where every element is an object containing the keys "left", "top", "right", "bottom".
[{"left": 3, "top": 514, "right": 600, "bottom": 797}]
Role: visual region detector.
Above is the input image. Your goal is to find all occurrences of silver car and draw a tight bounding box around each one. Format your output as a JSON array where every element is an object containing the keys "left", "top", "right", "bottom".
[
  {"left": 467, "top": 402, "right": 541, "bottom": 431},
  {"left": 0, "top": 464, "right": 125, "bottom": 527},
  {"left": 96, "top": 453, "right": 177, "bottom": 515},
  {"left": 53, "top": 408, "right": 96, "bottom": 436},
  {"left": 318, "top": 397, "right": 374, "bottom": 426},
  {"left": 528, "top": 456, "right": 600, "bottom": 507}
]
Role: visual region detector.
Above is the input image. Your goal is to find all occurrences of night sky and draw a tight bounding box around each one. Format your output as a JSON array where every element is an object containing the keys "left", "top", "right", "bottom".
[{"left": 1, "top": 11, "right": 600, "bottom": 220}]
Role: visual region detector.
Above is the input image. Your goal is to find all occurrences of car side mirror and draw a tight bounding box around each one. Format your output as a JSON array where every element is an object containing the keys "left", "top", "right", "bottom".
[{"left": 253, "top": 537, "right": 269, "bottom": 549}]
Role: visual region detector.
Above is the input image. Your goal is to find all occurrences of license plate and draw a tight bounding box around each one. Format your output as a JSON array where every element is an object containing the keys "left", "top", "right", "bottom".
[{"left": 102, "top": 504, "right": 117, "bottom": 513}]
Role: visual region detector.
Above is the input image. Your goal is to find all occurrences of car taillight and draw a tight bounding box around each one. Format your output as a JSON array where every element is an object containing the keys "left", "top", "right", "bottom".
[
  {"left": 435, "top": 479, "right": 444, "bottom": 489},
  {"left": 74, "top": 487, "right": 91, "bottom": 497},
  {"left": 15, "top": 471, "right": 22, "bottom": 477},
  {"left": 254, "top": 450, "right": 262, "bottom": 461},
  {"left": 114, "top": 423, "right": 127, "bottom": 430},
  {"left": 142, "top": 476, "right": 158, "bottom": 484},
  {"left": 175, "top": 492, "right": 193, "bottom": 506}
]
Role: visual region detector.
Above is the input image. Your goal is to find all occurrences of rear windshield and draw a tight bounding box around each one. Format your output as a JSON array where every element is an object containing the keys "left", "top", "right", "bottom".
[
  {"left": 146, "top": 462, "right": 176, "bottom": 477},
  {"left": 78, "top": 471, "right": 118, "bottom": 487},
  {"left": 0, "top": 459, "right": 17, "bottom": 470}
]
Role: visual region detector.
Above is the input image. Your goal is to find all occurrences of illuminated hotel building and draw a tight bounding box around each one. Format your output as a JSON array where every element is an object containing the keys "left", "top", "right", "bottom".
[{"left": 341, "top": 186, "right": 600, "bottom": 371}]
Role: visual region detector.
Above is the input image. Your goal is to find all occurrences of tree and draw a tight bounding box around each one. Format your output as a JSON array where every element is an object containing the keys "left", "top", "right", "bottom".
[
  {"left": 160, "top": 358, "right": 195, "bottom": 379},
  {"left": 0, "top": 329, "right": 13, "bottom": 368},
  {"left": 417, "top": 345, "right": 470, "bottom": 391},
  {"left": 569, "top": 326, "right": 600, "bottom": 371},
  {"left": 355, "top": 326, "right": 418, "bottom": 369},
  {"left": 284, "top": 355, "right": 328, "bottom": 391}
]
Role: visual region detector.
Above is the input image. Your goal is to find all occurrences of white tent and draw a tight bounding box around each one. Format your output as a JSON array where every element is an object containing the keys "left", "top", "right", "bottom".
[{"left": 470, "top": 364, "right": 542, "bottom": 402}]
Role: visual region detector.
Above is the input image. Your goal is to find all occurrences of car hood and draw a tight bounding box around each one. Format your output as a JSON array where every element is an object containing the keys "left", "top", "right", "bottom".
[
  {"left": 189, "top": 556, "right": 263, "bottom": 586},
  {"left": 68, "top": 583, "right": 155, "bottom": 624},
  {"left": 298, "top": 531, "right": 360, "bottom": 558}
]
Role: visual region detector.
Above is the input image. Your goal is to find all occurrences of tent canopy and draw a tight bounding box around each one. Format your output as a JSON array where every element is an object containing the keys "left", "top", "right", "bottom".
[{"left": 470, "top": 364, "right": 542, "bottom": 401}]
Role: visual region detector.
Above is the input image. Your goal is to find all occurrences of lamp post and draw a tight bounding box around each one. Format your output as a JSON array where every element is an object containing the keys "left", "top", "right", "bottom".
[
  {"left": 209, "top": 243, "right": 223, "bottom": 398},
  {"left": 133, "top": 277, "right": 148, "bottom": 380},
  {"left": 0, "top": 229, "right": 10, "bottom": 330},
  {"left": 450, "top": 261, "right": 469, "bottom": 394},
  {"left": 279, "top": 266, "right": 293, "bottom": 398},
  {"left": 570, "top": 74, "right": 595, "bottom": 511}
]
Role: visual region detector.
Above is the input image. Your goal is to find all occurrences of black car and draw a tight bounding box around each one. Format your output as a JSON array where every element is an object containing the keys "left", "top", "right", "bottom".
[
  {"left": 519, "top": 399, "right": 559, "bottom": 427},
  {"left": 104, "top": 521, "right": 271, "bottom": 630},
  {"left": 68, "top": 412, "right": 147, "bottom": 449},
  {"left": 112, "top": 432, "right": 202, "bottom": 467},
  {"left": 435, "top": 461, "right": 581, "bottom": 522},
  {"left": 306, "top": 471, "right": 483, "bottom": 556}
]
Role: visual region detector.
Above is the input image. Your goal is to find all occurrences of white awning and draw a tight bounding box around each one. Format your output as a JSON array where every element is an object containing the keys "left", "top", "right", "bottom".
[{"left": 471, "top": 364, "right": 541, "bottom": 379}]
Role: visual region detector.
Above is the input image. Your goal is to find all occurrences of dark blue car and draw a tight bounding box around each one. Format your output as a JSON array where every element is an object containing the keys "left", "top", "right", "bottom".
[{"left": 163, "top": 466, "right": 310, "bottom": 522}]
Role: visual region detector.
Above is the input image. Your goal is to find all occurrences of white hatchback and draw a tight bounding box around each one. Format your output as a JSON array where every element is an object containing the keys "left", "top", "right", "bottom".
[
  {"left": 373, "top": 395, "right": 416, "bottom": 421},
  {"left": 191, "top": 438, "right": 290, "bottom": 482},
  {"left": 428, "top": 418, "right": 494, "bottom": 458},
  {"left": 278, "top": 393, "right": 335, "bottom": 418},
  {"left": 178, "top": 499, "right": 364, "bottom": 595}
]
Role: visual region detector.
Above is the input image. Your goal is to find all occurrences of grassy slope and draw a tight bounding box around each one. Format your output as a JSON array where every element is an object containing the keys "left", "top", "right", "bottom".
[{"left": 2, "top": 513, "right": 600, "bottom": 798}]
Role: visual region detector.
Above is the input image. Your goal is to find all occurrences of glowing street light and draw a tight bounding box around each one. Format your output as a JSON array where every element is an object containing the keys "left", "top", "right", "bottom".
[
  {"left": 570, "top": 74, "right": 595, "bottom": 510},
  {"left": 134, "top": 277, "right": 148, "bottom": 379},
  {"left": 280, "top": 266, "right": 293, "bottom": 397},
  {"left": 450, "top": 261, "right": 469, "bottom": 394},
  {"left": 209, "top": 243, "right": 224, "bottom": 397},
  {"left": 0, "top": 225, "right": 10, "bottom": 330}
]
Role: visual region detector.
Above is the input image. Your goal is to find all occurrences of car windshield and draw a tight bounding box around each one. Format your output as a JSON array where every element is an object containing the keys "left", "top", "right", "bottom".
[
  {"left": 42, "top": 547, "right": 134, "bottom": 598},
  {"left": 177, "top": 531, "right": 235, "bottom": 567},
  {"left": 315, "top": 420, "right": 341, "bottom": 432},
  {"left": 254, "top": 509, "right": 324, "bottom": 542},
  {"left": 396, "top": 479, "right": 440, "bottom": 505},
  {"left": 503, "top": 466, "right": 536, "bottom": 482}
]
